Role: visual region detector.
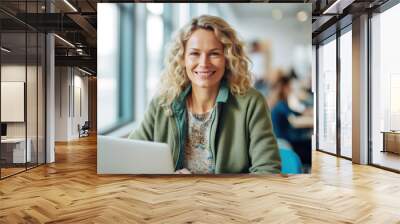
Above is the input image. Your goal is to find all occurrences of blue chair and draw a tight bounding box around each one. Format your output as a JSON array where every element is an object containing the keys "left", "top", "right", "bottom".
[{"left": 277, "top": 139, "right": 303, "bottom": 174}]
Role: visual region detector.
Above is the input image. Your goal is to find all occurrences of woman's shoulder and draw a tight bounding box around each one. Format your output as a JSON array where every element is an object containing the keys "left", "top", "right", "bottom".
[
  {"left": 232, "top": 87, "right": 265, "bottom": 103},
  {"left": 225, "top": 87, "right": 269, "bottom": 113},
  {"left": 149, "top": 95, "right": 163, "bottom": 106},
  {"left": 145, "top": 96, "right": 168, "bottom": 114}
]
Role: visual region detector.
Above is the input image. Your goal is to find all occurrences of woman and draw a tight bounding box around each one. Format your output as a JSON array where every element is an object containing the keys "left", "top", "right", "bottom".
[
  {"left": 129, "top": 15, "right": 280, "bottom": 174},
  {"left": 270, "top": 75, "right": 312, "bottom": 170}
]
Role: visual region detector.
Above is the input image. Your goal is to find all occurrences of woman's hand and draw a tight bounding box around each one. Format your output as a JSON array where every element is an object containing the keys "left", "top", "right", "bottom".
[{"left": 174, "top": 168, "right": 191, "bottom": 174}]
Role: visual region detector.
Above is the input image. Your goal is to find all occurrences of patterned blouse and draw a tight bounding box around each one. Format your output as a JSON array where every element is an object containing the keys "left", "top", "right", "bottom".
[{"left": 184, "top": 107, "right": 216, "bottom": 174}]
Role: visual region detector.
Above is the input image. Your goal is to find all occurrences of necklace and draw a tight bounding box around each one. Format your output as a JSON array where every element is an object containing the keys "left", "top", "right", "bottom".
[{"left": 186, "top": 94, "right": 215, "bottom": 114}]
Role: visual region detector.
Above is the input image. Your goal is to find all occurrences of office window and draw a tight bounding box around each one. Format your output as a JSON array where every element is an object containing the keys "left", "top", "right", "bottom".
[
  {"left": 191, "top": 3, "right": 208, "bottom": 17},
  {"left": 118, "top": 5, "right": 135, "bottom": 126},
  {"left": 146, "top": 4, "right": 164, "bottom": 103},
  {"left": 371, "top": 3, "right": 400, "bottom": 171},
  {"left": 317, "top": 37, "right": 337, "bottom": 154},
  {"left": 178, "top": 4, "right": 190, "bottom": 28},
  {"left": 98, "top": 4, "right": 135, "bottom": 134},
  {"left": 162, "top": 5, "right": 174, "bottom": 51},
  {"left": 98, "top": 4, "right": 120, "bottom": 132},
  {"left": 339, "top": 29, "right": 352, "bottom": 158}
]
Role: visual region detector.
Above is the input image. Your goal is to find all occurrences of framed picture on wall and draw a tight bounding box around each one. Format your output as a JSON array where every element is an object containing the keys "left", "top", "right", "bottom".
[{"left": 1, "top": 81, "right": 25, "bottom": 122}]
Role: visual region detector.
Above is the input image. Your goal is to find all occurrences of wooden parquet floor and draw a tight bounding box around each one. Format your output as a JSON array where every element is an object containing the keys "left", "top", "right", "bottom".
[
  {"left": 1, "top": 135, "right": 400, "bottom": 223},
  {"left": 1, "top": 167, "right": 26, "bottom": 178}
]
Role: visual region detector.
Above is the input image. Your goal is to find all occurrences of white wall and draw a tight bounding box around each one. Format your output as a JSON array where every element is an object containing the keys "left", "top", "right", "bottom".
[
  {"left": 55, "top": 67, "right": 89, "bottom": 141},
  {"left": 241, "top": 20, "right": 309, "bottom": 71},
  {"left": 1, "top": 65, "right": 39, "bottom": 137},
  {"left": 55, "top": 66, "right": 68, "bottom": 141},
  {"left": 73, "top": 74, "right": 89, "bottom": 137}
]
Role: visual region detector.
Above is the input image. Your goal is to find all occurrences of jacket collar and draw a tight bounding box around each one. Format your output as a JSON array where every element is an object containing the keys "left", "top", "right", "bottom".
[{"left": 172, "top": 79, "right": 229, "bottom": 113}]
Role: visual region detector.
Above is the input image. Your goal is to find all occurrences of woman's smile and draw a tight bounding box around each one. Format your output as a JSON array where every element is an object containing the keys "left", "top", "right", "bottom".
[{"left": 194, "top": 70, "right": 216, "bottom": 79}]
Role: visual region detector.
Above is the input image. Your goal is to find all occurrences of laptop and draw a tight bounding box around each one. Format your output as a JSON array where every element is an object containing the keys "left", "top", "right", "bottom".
[{"left": 97, "top": 135, "right": 175, "bottom": 174}]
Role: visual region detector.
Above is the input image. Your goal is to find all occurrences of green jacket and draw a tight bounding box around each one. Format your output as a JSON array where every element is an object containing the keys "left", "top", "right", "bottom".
[{"left": 128, "top": 81, "right": 281, "bottom": 174}]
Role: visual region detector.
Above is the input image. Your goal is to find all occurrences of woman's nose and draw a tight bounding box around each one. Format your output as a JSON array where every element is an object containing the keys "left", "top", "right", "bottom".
[{"left": 199, "top": 53, "right": 211, "bottom": 66}]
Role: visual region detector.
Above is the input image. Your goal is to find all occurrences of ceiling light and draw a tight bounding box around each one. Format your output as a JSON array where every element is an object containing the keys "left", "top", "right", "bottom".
[
  {"left": 63, "top": 0, "right": 78, "bottom": 12},
  {"left": 1, "top": 47, "right": 11, "bottom": 53},
  {"left": 272, "top": 9, "right": 283, "bottom": 21},
  {"left": 76, "top": 48, "right": 86, "bottom": 56},
  {"left": 297, "top": 11, "right": 308, "bottom": 22},
  {"left": 78, "top": 67, "right": 92, "bottom": 76},
  {"left": 322, "top": 0, "right": 354, "bottom": 14},
  {"left": 54, "top": 34, "right": 75, "bottom": 48}
]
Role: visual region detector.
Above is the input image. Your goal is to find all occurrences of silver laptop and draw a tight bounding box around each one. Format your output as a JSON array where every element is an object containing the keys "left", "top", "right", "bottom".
[{"left": 97, "top": 135, "right": 174, "bottom": 174}]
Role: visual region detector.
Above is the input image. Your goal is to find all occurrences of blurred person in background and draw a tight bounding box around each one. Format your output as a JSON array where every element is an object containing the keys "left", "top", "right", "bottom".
[
  {"left": 129, "top": 15, "right": 281, "bottom": 174},
  {"left": 287, "top": 68, "right": 313, "bottom": 114},
  {"left": 270, "top": 75, "right": 312, "bottom": 172},
  {"left": 266, "top": 68, "right": 286, "bottom": 109}
]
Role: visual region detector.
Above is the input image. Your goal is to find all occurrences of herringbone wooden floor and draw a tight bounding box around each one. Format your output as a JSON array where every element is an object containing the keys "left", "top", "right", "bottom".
[{"left": 1, "top": 135, "right": 400, "bottom": 223}]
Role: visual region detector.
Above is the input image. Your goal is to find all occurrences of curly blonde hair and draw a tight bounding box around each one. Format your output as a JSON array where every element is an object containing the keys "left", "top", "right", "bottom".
[{"left": 157, "top": 15, "right": 252, "bottom": 111}]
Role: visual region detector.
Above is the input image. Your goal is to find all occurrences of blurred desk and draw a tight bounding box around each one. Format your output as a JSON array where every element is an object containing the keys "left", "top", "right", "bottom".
[
  {"left": 1, "top": 138, "right": 31, "bottom": 163},
  {"left": 381, "top": 131, "right": 400, "bottom": 154}
]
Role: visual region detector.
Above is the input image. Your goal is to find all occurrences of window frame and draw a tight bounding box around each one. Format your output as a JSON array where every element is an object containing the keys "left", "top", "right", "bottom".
[
  {"left": 99, "top": 4, "right": 136, "bottom": 135},
  {"left": 315, "top": 23, "right": 353, "bottom": 161}
]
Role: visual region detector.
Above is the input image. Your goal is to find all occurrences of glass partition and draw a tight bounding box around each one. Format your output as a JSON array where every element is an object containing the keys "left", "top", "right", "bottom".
[
  {"left": 1, "top": 31, "right": 28, "bottom": 177},
  {"left": 0, "top": 1, "right": 46, "bottom": 179}
]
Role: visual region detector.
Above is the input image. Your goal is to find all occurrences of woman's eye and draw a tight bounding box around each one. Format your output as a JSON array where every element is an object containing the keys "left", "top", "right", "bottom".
[
  {"left": 189, "top": 52, "right": 199, "bottom": 56},
  {"left": 210, "top": 52, "right": 221, "bottom": 56}
]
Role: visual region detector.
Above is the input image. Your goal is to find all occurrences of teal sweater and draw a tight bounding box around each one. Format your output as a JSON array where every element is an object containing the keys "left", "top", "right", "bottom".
[{"left": 128, "top": 81, "right": 281, "bottom": 174}]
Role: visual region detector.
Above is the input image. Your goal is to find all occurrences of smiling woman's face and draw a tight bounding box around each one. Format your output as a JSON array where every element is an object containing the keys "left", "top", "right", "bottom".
[{"left": 184, "top": 29, "right": 226, "bottom": 91}]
